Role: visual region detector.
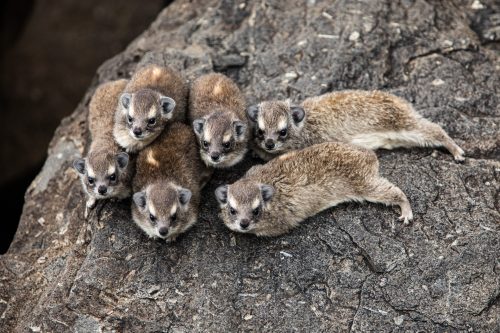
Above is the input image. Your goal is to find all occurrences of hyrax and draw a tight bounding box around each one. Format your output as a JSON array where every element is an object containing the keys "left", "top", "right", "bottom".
[
  {"left": 188, "top": 73, "right": 248, "bottom": 168},
  {"left": 132, "top": 123, "right": 212, "bottom": 242},
  {"left": 114, "top": 64, "right": 189, "bottom": 153},
  {"left": 215, "top": 142, "right": 413, "bottom": 236},
  {"left": 73, "top": 79, "right": 133, "bottom": 217},
  {"left": 247, "top": 90, "right": 465, "bottom": 162}
]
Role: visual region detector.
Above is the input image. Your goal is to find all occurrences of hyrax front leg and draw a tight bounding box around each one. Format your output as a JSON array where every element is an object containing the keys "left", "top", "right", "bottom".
[
  {"left": 415, "top": 119, "right": 465, "bottom": 162},
  {"left": 85, "top": 197, "right": 97, "bottom": 219},
  {"left": 363, "top": 178, "right": 413, "bottom": 224}
]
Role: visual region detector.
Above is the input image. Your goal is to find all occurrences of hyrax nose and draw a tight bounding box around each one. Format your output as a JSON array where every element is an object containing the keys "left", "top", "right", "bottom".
[
  {"left": 240, "top": 219, "right": 250, "bottom": 229},
  {"left": 158, "top": 227, "right": 168, "bottom": 237},
  {"left": 133, "top": 127, "right": 143, "bottom": 136},
  {"left": 98, "top": 185, "right": 107, "bottom": 195},
  {"left": 211, "top": 152, "right": 221, "bottom": 162},
  {"left": 265, "top": 139, "right": 275, "bottom": 150}
]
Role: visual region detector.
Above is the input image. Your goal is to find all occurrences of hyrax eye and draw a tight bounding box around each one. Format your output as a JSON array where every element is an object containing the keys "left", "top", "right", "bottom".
[
  {"left": 257, "top": 129, "right": 264, "bottom": 136},
  {"left": 148, "top": 118, "right": 156, "bottom": 125},
  {"left": 109, "top": 173, "right": 116, "bottom": 181},
  {"left": 127, "top": 115, "right": 133, "bottom": 123},
  {"left": 202, "top": 140, "right": 209, "bottom": 148},
  {"left": 229, "top": 207, "right": 237, "bottom": 215},
  {"left": 223, "top": 142, "right": 231, "bottom": 149},
  {"left": 253, "top": 207, "right": 260, "bottom": 216},
  {"left": 149, "top": 214, "right": 156, "bottom": 223},
  {"left": 171, "top": 213, "right": 177, "bottom": 222},
  {"left": 87, "top": 177, "right": 95, "bottom": 185},
  {"left": 279, "top": 129, "right": 287, "bottom": 137}
]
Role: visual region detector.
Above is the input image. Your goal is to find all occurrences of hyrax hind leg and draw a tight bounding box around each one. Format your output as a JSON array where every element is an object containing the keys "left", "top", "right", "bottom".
[
  {"left": 412, "top": 119, "right": 465, "bottom": 162},
  {"left": 362, "top": 177, "right": 413, "bottom": 224}
]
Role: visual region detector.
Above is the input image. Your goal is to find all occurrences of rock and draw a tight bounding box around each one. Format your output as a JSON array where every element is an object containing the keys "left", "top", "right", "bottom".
[{"left": 1, "top": 0, "right": 499, "bottom": 332}]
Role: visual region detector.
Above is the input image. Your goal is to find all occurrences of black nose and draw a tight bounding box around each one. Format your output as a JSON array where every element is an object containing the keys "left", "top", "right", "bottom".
[
  {"left": 211, "top": 152, "right": 220, "bottom": 162},
  {"left": 265, "top": 140, "right": 275, "bottom": 150},
  {"left": 98, "top": 185, "right": 107, "bottom": 195},
  {"left": 240, "top": 220, "right": 250, "bottom": 229},
  {"left": 133, "top": 128, "right": 142, "bottom": 136},
  {"left": 158, "top": 227, "right": 168, "bottom": 237}
]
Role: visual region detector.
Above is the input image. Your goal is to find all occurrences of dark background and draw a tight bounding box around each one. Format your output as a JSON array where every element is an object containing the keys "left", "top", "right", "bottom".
[{"left": 0, "top": 0, "right": 169, "bottom": 253}]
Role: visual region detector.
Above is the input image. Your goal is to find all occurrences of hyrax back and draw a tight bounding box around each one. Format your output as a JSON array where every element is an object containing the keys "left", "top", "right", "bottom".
[
  {"left": 215, "top": 142, "right": 413, "bottom": 236},
  {"left": 189, "top": 73, "right": 248, "bottom": 168},
  {"left": 248, "top": 90, "right": 464, "bottom": 162},
  {"left": 114, "top": 65, "right": 189, "bottom": 153},
  {"left": 132, "top": 122, "right": 212, "bottom": 242},
  {"left": 73, "top": 79, "right": 133, "bottom": 217}
]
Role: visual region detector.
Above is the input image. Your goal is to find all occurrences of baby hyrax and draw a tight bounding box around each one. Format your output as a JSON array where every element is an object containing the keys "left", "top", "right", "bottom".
[
  {"left": 132, "top": 123, "right": 212, "bottom": 242},
  {"left": 189, "top": 73, "right": 248, "bottom": 168},
  {"left": 114, "top": 64, "right": 189, "bottom": 153},
  {"left": 215, "top": 142, "right": 413, "bottom": 236},
  {"left": 73, "top": 79, "right": 133, "bottom": 217},
  {"left": 248, "top": 90, "right": 465, "bottom": 162}
]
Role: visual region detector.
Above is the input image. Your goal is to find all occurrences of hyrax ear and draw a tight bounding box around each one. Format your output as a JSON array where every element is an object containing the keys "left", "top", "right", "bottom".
[
  {"left": 215, "top": 185, "right": 228, "bottom": 205},
  {"left": 178, "top": 188, "right": 192, "bottom": 206},
  {"left": 260, "top": 184, "right": 274, "bottom": 202},
  {"left": 233, "top": 120, "right": 247, "bottom": 139},
  {"left": 116, "top": 152, "right": 129, "bottom": 169},
  {"left": 192, "top": 118, "right": 205, "bottom": 137},
  {"left": 120, "top": 93, "right": 131, "bottom": 109},
  {"left": 246, "top": 105, "right": 259, "bottom": 122},
  {"left": 290, "top": 105, "right": 305, "bottom": 125},
  {"left": 133, "top": 191, "right": 146, "bottom": 210},
  {"left": 160, "top": 96, "right": 176, "bottom": 115},
  {"left": 73, "top": 158, "right": 86, "bottom": 174}
]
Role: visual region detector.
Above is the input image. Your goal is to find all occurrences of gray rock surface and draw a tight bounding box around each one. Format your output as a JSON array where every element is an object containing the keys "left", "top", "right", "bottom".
[{"left": 1, "top": 0, "right": 499, "bottom": 331}]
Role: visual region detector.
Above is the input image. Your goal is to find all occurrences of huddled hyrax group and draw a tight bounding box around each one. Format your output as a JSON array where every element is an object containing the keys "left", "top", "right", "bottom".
[{"left": 74, "top": 64, "right": 464, "bottom": 239}]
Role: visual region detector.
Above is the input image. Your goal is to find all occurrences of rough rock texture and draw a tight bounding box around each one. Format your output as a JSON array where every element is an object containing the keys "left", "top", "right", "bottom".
[{"left": 1, "top": 0, "right": 499, "bottom": 331}]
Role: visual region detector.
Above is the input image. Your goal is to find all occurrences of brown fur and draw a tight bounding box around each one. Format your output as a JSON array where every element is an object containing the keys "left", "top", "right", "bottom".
[
  {"left": 132, "top": 123, "right": 212, "bottom": 242},
  {"left": 249, "top": 90, "right": 464, "bottom": 161},
  {"left": 216, "top": 142, "right": 412, "bottom": 236},
  {"left": 114, "top": 65, "right": 189, "bottom": 153},
  {"left": 73, "top": 79, "right": 134, "bottom": 217},
  {"left": 188, "top": 73, "right": 248, "bottom": 168}
]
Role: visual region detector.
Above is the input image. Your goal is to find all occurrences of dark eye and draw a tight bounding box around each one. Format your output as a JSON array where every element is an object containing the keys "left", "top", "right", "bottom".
[
  {"left": 148, "top": 118, "right": 156, "bottom": 125},
  {"left": 127, "top": 115, "right": 133, "bottom": 123},
  {"left": 202, "top": 140, "right": 209, "bottom": 148},
  {"left": 171, "top": 213, "right": 177, "bottom": 222},
  {"left": 257, "top": 129, "right": 264, "bottom": 136},
  {"left": 109, "top": 173, "right": 116, "bottom": 181},
  {"left": 223, "top": 142, "right": 231, "bottom": 149},
  {"left": 279, "top": 129, "right": 287, "bottom": 137},
  {"left": 253, "top": 207, "right": 260, "bottom": 216},
  {"left": 229, "top": 207, "right": 236, "bottom": 215},
  {"left": 149, "top": 214, "right": 156, "bottom": 223},
  {"left": 87, "top": 177, "right": 94, "bottom": 184}
]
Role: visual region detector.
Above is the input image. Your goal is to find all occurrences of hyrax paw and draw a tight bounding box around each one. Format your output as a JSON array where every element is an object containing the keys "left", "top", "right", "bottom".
[
  {"left": 398, "top": 212, "right": 413, "bottom": 225},
  {"left": 454, "top": 154, "right": 465, "bottom": 163}
]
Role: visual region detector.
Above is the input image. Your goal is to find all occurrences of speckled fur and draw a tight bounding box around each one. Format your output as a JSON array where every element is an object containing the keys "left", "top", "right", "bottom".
[
  {"left": 132, "top": 123, "right": 212, "bottom": 242},
  {"left": 188, "top": 73, "right": 248, "bottom": 168},
  {"left": 114, "top": 65, "right": 189, "bottom": 153},
  {"left": 74, "top": 80, "right": 134, "bottom": 216},
  {"left": 216, "top": 142, "right": 413, "bottom": 236},
  {"left": 250, "top": 90, "right": 464, "bottom": 161}
]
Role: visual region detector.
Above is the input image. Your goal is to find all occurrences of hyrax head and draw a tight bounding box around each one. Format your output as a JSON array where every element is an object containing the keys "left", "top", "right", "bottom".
[
  {"left": 192, "top": 110, "right": 248, "bottom": 168},
  {"left": 132, "top": 182, "right": 193, "bottom": 241},
  {"left": 118, "top": 88, "right": 176, "bottom": 142},
  {"left": 246, "top": 100, "right": 305, "bottom": 154},
  {"left": 215, "top": 180, "right": 274, "bottom": 233},
  {"left": 73, "top": 149, "right": 129, "bottom": 199}
]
